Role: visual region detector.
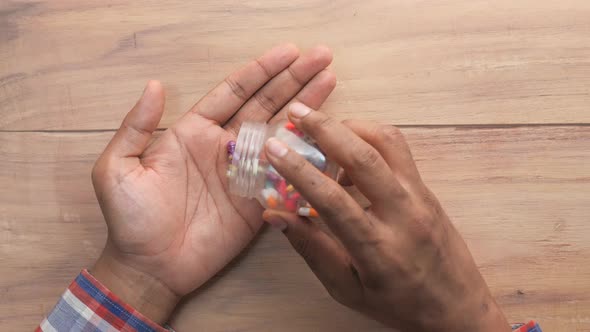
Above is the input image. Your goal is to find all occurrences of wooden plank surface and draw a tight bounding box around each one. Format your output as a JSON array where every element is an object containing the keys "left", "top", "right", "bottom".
[
  {"left": 1, "top": 126, "right": 589, "bottom": 331},
  {"left": 2, "top": 0, "right": 590, "bottom": 130},
  {"left": 2, "top": 0, "right": 590, "bottom": 331}
]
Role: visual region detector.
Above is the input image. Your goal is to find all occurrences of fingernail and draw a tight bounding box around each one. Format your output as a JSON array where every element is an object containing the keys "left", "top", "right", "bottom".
[
  {"left": 263, "top": 214, "right": 287, "bottom": 231},
  {"left": 266, "top": 138, "right": 288, "bottom": 158},
  {"left": 141, "top": 80, "right": 160, "bottom": 98},
  {"left": 289, "top": 102, "right": 312, "bottom": 118},
  {"left": 143, "top": 80, "right": 155, "bottom": 93}
]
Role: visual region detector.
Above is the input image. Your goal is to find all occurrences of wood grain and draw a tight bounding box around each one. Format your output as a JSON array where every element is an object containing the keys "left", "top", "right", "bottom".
[
  {"left": 1, "top": 0, "right": 590, "bottom": 130},
  {"left": 2, "top": 1, "right": 590, "bottom": 331},
  {"left": 1, "top": 126, "right": 588, "bottom": 331}
]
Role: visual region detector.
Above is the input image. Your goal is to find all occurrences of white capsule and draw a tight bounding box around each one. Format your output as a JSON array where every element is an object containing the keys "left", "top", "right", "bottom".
[
  {"left": 261, "top": 187, "right": 279, "bottom": 200},
  {"left": 297, "top": 207, "right": 318, "bottom": 217},
  {"left": 226, "top": 165, "right": 237, "bottom": 178}
]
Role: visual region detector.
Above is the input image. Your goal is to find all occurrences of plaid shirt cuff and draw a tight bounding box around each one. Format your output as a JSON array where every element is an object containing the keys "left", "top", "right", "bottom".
[
  {"left": 39, "top": 270, "right": 541, "bottom": 332},
  {"left": 512, "top": 321, "right": 542, "bottom": 331},
  {"left": 37, "top": 269, "right": 168, "bottom": 332}
]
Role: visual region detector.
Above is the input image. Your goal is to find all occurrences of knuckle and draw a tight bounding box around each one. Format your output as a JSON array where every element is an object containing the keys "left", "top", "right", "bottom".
[
  {"left": 254, "top": 91, "right": 280, "bottom": 115},
  {"left": 311, "top": 115, "right": 337, "bottom": 134},
  {"left": 313, "top": 187, "right": 348, "bottom": 221},
  {"left": 122, "top": 121, "right": 151, "bottom": 139},
  {"left": 293, "top": 236, "right": 314, "bottom": 263},
  {"left": 322, "top": 187, "right": 344, "bottom": 208},
  {"left": 354, "top": 229, "right": 397, "bottom": 284},
  {"left": 379, "top": 124, "right": 403, "bottom": 141},
  {"left": 349, "top": 145, "right": 381, "bottom": 169},
  {"left": 348, "top": 213, "right": 378, "bottom": 240},
  {"left": 254, "top": 58, "right": 273, "bottom": 79},
  {"left": 409, "top": 209, "right": 437, "bottom": 243},
  {"left": 286, "top": 66, "right": 305, "bottom": 86},
  {"left": 379, "top": 125, "right": 412, "bottom": 154},
  {"left": 224, "top": 76, "right": 248, "bottom": 100},
  {"left": 358, "top": 234, "right": 386, "bottom": 259},
  {"left": 384, "top": 179, "right": 410, "bottom": 199},
  {"left": 341, "top": 119, "right": 356, "bottom": 127},
  {"left": 289, "top": 156, "right": 308, "bottom": 174}
]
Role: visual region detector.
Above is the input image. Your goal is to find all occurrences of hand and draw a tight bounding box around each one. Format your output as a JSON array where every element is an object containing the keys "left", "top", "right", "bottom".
[
  {"left": 261, "top": 103, "right": 511, "bottom": 332},
  {"left": 90, "top": 45, "right": 336, "bottom": 324}
]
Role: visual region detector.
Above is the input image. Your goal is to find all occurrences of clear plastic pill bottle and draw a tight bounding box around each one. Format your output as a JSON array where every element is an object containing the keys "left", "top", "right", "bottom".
[{"left": 227, "top": 121, "right": 338, "bottom": 216}]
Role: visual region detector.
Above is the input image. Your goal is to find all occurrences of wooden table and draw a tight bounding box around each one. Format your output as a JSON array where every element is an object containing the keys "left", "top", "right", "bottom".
[{"left": 1, "top": 1, "right": 589, "bottom": 331}]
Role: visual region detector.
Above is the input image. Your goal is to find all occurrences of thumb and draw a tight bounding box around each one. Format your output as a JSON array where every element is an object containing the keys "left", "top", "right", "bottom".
[
  {"left": 106, "top": 80, "right": 165, "bottom": 158},
  {"left": 262, "top": 210, "right": 363, "bottom": 305}
]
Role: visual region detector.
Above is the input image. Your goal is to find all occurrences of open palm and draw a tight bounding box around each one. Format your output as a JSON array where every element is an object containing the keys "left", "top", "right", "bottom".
[{"left": 91, "top": 44, "right": 336, "bottom": 297}]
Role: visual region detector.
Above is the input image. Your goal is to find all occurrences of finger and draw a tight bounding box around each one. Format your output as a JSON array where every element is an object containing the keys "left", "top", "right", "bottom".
[
  {"left": 191, "top": 43, "right": 299, "bottom": 124},
  {"left": 287, "top": 103, "right": 407, "bottom": 209},
  {"left": 225, "top": 46, "right": 333, "bottom": 133},
  {"left": 264, "top": 137, "right": 378, "bottom": 252},
  {"left": 262, "top": 210, "right": 363, "bottom": 305},
  {"left": 343, "top": 120, "right": 420, "bottom": 180},
  {"left": 268, "top": 69, "right": 337, "bottom": 126},
  {"left": 105, "top": 80, "right": 165, "bottom": 158}
]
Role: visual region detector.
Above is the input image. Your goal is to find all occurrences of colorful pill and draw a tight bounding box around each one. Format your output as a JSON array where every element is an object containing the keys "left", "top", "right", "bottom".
[
  {"left": 297, "top": 207, "right": 319, "bottom": 218},
  {"left": 286, "top": 184, "right": 294, "bottom": 192},
  {"left": 262, "top": 187, "right": 279, "bottom": 198},
  {"left": 226, "top": 164, "right": 237, "bottom": 178},
  {"left": 288, "top": 191, "right": 300, "bottom": 200},
  {"left": 267, "top": 196, "right": 278, "bottom": 208},
  {"left": 277, "top": 179, "right": 287, "bottom": 198},
  {"left": 285, "top": 121, "right": 304, "bottom": 137},
  {"left": 284, "top": 198, "right": 297, "bottom": 212},
  {"left": 266, "top": 166, "right": 281, "bottom": 181},
  {"left": 306, "top": 153, "right": 326, "bottom": 171},
  {"left": 261, "top": 188, "right": 280, "bottom": 208},
  {"left": 227, "top": 140, "right": 236, "bottom": 155}
]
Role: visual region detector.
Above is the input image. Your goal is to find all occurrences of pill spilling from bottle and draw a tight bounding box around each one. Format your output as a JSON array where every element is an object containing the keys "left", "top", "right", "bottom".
[{"left": 226, "top": 121, "right": 337, "bottom": 217}]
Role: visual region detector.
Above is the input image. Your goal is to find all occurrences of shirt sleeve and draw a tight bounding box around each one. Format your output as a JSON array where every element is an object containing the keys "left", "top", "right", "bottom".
[
  {"left": 37, "top": 269, "right": 169, "bottom": 332},
  {"left": 39, "top": 270, "right": 541, "bottom": 332},
  {"left": 512, "top": 321, "right": 542, "bottom": 331}
]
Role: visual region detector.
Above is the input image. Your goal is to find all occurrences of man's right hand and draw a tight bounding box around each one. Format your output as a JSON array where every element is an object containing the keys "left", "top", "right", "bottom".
[{"left": 262, "top": 102, "right": 511, "bottom": 332}]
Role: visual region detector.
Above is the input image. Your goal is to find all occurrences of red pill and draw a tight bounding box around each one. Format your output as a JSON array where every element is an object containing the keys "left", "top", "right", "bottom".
[
  {"left": 285, "top": 122, "right": 304, "bottom": 137},
  {"left": 289, "top": 192, "right": 301, "bottom": 201},
  {"left": 284, "top": 198, "right": 297, "bottom": 212},
  {"left": 277, "top": 179, "right": 287, "bottom": 199}
]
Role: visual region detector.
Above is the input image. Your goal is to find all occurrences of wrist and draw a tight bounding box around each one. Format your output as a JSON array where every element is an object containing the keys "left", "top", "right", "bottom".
[
  {"left": 444, "top": 290, "right": 511, "bottom": 332},
  {"left": 90, "top": 244, "right": 181, "bottom": 325},
  {"left": 469, "top": 297, "right": 511, "bottom": 332}
]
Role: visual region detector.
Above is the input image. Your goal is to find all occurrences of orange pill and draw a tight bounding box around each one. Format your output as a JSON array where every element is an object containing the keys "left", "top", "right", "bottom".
[
  {"left": 267, "top": 196, "right": 278, "bottom": 208},
  {"left": 297, "top": 207, "right": 319, "bottom": 218},
  {"left": 308, "top": 208, "right": 319, "bottom": 217}
]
